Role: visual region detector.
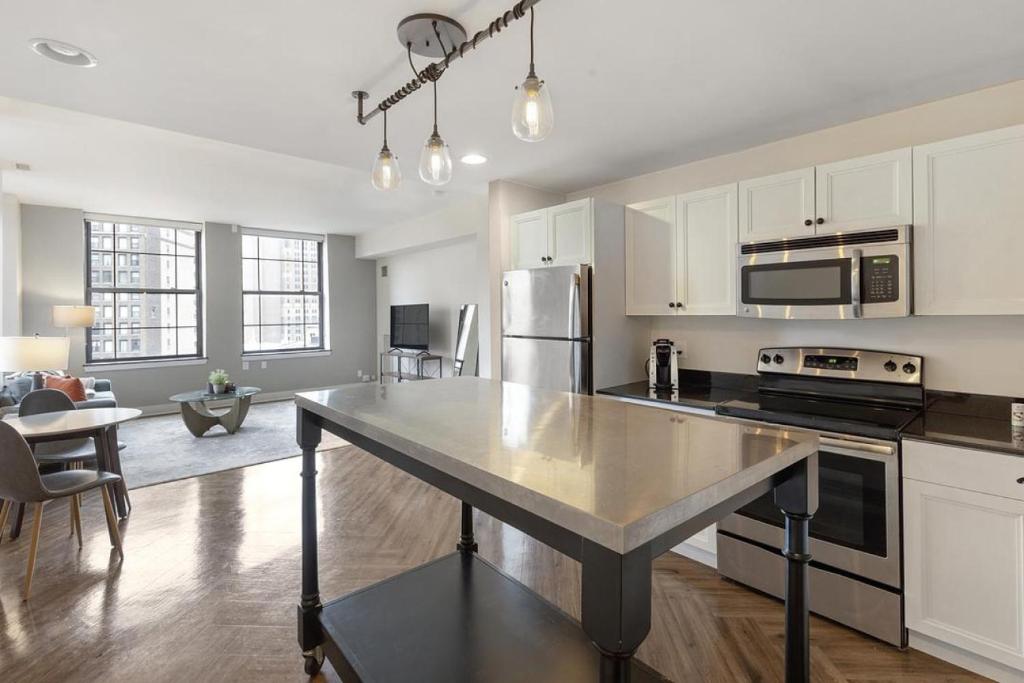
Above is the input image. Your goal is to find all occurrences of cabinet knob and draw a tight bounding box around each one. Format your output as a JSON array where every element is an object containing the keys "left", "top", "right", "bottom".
[
  {"left": 668, "top": 302, "right": 676, "bottom": 308},
  {"left": 804, "top": 219, "right": 813, "bottom": 226},
  {"left": 816, "top": 217, "right": 825, "bottom": 225},
  {"left": 1017, "top": 477, "right": 1024, "bottom": 485},
  {"left": 676, "top": 302, "right": 683, "bottom": 308}
]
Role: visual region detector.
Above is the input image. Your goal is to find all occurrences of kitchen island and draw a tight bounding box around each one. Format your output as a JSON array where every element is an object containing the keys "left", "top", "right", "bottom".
[{"left": 294, "top": 377, "right": 819, "bottom": 682}]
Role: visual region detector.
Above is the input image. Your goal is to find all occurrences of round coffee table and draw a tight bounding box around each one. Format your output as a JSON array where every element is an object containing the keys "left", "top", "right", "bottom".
[{"left": 169, "top": 387, "right": 261, "bottom": 437}]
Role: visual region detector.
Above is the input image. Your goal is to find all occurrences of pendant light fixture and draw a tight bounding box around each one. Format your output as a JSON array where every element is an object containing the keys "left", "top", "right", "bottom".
[
  {"left": 511, "top": 7, "right": 553, "bottom": 142},
  {"left": 418, "top": 79, "right": 453, "bottom": 185},
  {"left": 371, "top": 109, "right": 401, "bottom": 191}
]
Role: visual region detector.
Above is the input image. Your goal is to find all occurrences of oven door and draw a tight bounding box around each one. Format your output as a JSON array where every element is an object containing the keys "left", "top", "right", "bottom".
[{"left": 718, "top": 435, "right": 901, "bottom": 588}]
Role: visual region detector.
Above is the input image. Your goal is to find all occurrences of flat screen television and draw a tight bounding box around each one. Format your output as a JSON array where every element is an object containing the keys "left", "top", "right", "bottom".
[{"left": 390, "top": 304, "right": 429, "bottom": 351}]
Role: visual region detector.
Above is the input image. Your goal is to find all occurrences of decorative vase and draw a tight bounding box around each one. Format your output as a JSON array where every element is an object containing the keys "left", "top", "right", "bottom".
[{"left": 212, "top": 383, "right": 226, "bottom": 395}]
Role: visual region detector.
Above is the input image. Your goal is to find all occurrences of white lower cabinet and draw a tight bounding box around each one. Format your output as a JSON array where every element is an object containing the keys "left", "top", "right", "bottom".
[{"left": 904, "top": 439, "right": 1024, "bottom": 679}]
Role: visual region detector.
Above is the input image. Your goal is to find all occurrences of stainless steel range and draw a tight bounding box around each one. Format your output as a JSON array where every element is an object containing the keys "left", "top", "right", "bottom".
[{"left": 715, "top": 347, "right": 924, "bottom": 647}]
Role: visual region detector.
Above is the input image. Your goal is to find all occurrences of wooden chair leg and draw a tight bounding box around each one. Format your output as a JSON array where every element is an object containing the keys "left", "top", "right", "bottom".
[
  {"left": 100, "top": 486, "right": 123, "bottom": 560},
  {"left": 71, "top": 495, "right": 83, "bottom": 549},
  {"left": 24, "top": 502, "right": 45, "bottom": 601},
  {"left": 0, "top": 500, "right": 11, "bottom": 545}
]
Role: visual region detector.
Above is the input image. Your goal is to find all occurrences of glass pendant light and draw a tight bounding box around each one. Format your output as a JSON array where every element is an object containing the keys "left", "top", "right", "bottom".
[
  {"left": 418, "top": 80, "right": 452, "bottom": 185},
  {"left": 371, "top": 110, "right": 401, "bottom": 191},
  {"left": 511, "top": 7, "right": 553, "bottom": 142}
]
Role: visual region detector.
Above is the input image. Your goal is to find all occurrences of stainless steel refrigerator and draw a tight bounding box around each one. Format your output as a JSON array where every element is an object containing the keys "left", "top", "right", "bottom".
[{"left": 501, "top": 264, "right": 592, "bottom": 394}]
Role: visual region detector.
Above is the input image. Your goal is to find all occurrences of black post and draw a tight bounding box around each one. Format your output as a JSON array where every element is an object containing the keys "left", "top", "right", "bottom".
[
  {"left": 457, "top": 501, "right": 478, "bottom": 553},
  {"left": 296, "top": 408, "right": 324, "bottom": 661},
  {"left": 773, "top": 454, "right": 819, "bottom": 683},
  {"left": 580, "top": 539, "right": 653, "bottom": 683}
]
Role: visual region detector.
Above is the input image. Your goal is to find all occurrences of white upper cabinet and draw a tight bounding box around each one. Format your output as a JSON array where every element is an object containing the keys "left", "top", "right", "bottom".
[
  {"left": 678, "top": 184, "right": 738, "bottom": 315},
  {"left": 548, "top": 199, "right": 593, "bottom": 266},
  {"left": 815, "top": 147, "right": 912, "bottom": 232},
  {"left": 510, "top": 208, "right": 549, "bottom": 270},
  {"left": 738, "top": 167, "right": 816, "bottom": 241},
  {"left": 913, "top": 125, "right": 1024, "bottom": 315},
  {"left": 625, "top": 197, "right": 677, "bottom": 316},
  {"left": 625, "top": 185, "right": 738, "bottom": 316},
  {"left": 509, "top": 199, "right": 593, "bottom": 270}
]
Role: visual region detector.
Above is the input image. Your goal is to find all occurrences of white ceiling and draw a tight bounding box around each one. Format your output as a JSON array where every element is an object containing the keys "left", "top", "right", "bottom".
[{"left": 2, "top": 0, "right": 1024, "bottom": 234}]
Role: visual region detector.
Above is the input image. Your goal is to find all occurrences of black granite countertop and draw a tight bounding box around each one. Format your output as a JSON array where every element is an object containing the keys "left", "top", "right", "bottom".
[
  {"left": 902, "top": 391, "right": 1024, "bottom": 457},
  {"left": 597, "top": 370, "right": 759, "bottom": 412}
]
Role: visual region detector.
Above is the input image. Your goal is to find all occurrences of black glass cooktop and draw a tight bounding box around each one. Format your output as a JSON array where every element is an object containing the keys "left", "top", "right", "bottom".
[{"left": 716, "top": 394, "right": 921, "bottom": 441}]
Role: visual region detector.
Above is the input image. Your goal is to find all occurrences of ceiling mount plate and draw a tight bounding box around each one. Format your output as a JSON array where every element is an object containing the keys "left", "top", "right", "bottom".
[{"left": 397, "top": 13, "right": 467, "bottom": 58}]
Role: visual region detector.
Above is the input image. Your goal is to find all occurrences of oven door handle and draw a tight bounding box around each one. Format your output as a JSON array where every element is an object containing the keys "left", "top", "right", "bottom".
[
  {"left": 819, "top": 436, "right": 895, "bottom": 460},
  {"left": 849, "top": 248, "right": 862, "bottom": 318}
]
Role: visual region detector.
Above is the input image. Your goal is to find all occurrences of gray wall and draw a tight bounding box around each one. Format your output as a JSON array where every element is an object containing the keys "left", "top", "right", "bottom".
[{"left": 20, "top": 204, "right": 376, "bottom": 408}]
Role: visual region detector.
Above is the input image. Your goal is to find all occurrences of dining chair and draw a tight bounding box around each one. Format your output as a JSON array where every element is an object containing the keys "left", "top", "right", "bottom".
[{"left": 0, "top": 421, "right": 124, "bottom": 600}]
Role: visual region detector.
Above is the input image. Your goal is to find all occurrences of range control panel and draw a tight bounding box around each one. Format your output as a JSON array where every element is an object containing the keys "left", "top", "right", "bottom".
[
  {"left": 860, "top": 255, "right": 900, "bottom": 304},
  {"left": 756, "top": 347, "right": 923, "bottom": 385}
]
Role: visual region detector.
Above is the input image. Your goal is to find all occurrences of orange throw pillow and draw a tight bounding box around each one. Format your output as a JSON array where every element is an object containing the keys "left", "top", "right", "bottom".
[{"left": 44, "top": 376, "right": 87, "bottom": 402}]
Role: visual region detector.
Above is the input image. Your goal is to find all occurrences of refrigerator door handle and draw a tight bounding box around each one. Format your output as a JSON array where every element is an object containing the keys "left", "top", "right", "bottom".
[{"left": 569, "top": 273, "right": 580, "bottom": 392}]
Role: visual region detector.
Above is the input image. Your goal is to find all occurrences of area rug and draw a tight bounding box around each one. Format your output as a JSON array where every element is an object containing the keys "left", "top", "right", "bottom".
[{"left": 117, "top": 399, "right": 347, "bottom": 489}]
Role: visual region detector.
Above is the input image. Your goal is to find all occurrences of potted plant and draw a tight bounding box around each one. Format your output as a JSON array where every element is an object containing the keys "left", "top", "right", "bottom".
[{"left": 208, "top": 369, "right": 230, "bottom": 395}]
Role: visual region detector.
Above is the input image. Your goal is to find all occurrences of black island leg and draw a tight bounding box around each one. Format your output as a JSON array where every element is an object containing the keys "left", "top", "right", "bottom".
[
  {"left": 773, "top": 454, "right": 819, "bottom": 683},
  {"left": 296, "top": 408, "right": 325, "bottom": 676},
  {"left": 581, "top": 539, "right": 653, "bottom": 683},
  {"left": 456, "top": 501, "right": 478, "bottom": 553}
]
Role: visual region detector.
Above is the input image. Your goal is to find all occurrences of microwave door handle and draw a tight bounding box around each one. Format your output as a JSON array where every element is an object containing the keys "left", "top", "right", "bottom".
[{"left": 850, "top": 249, "right": 863, "bottom": 318}]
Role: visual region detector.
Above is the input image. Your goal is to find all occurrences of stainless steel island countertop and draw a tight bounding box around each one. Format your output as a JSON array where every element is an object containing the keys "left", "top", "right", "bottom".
[{"left": 295, "top": 377, "right": 817, "bottom": 554}]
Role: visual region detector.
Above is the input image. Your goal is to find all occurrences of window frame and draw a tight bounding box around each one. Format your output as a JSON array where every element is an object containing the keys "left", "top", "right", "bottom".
[
  {"left": 241, "top": 233, "right": 325, "bottom": 355},
  {"left": 84, "top": 218, "right": 204, "bottom": 365}
]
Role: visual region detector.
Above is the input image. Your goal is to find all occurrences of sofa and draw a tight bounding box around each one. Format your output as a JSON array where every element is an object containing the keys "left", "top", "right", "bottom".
[{"left": 0, "top": 376, "right": 117, "bottom": 416}]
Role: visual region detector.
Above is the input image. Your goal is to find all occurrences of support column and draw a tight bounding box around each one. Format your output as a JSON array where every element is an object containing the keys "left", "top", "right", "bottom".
[
  {"left": 296, "top": 408, "right": 324, "bottom": 674},
  {"left": 456, "top": 501, "right": 478, "bottom": 553},
  {"left": 580, "top": 539, "right": 652, "bottom": 683},
  {"left": 773, "top": 454, "right": 819, "bottom": 683}
]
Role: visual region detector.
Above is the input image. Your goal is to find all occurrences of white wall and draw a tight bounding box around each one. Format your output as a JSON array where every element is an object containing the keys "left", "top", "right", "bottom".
[
  {"left": 376, "top": 237, "right": 478, "bottom": 378},
  {"left": 355, "top": 196, "right": 486, "bottom": 259},
  {"left": 567, "top": 79, "right": 1024, "bottom": 397},
  {"left": 0, "top": 190, "right": 22, "bottom": 335}
]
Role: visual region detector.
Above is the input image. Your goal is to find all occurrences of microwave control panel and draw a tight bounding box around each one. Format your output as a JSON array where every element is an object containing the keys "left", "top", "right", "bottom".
[{"left": 860, "top": 255, "right": 900, "bottom": 304}]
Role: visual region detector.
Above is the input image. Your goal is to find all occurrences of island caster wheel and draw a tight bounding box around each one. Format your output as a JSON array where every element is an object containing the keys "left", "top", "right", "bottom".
[{"left": 303, "top": 646, "right": 324, "bottom": 676}]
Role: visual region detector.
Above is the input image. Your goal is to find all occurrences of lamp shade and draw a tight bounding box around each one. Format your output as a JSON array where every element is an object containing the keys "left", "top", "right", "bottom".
[
  {"left": 0, "top": 336, "right": 70, "bottom": 373},
  {"left": 53, "top": 305, "right": 96, "bottom": 328}
]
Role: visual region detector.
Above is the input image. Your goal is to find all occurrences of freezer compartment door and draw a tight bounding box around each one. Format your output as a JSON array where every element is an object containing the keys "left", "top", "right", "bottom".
[
  {"left": 502, "top": 337, "right": 591, "bottom": 394},
  {"left": 502, "top": 265, "right": 591, "bottom": 339}
]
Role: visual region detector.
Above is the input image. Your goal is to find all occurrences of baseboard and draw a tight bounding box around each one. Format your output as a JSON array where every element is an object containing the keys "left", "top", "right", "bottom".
[
  {"left": 909, "top": 630, "right": 1024, "bottom": 682},
  {"left": 132, "top": 384, "right": 360, "bottom": 417},
  {"left": 669, "top": 542, "right": 718, "bottom": 569}
]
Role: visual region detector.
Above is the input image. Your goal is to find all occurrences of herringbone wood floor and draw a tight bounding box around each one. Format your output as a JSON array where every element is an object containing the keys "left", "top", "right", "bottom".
[{"left": 0, "top": 445, "right": 986, "bottom": 682}]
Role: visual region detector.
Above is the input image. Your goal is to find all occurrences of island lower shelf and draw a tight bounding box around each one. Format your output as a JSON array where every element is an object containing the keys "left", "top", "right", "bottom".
[{"left": 316, "top": 551, "right": 671, "bottom": 683}]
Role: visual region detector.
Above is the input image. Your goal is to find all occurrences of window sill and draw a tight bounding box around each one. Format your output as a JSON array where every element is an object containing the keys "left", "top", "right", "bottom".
[
  {"left": 241, "top": 350, "right": 331, "bottom": 361},
  {"left": 83, "top": 357, "right": 209, "bottom": 372}
]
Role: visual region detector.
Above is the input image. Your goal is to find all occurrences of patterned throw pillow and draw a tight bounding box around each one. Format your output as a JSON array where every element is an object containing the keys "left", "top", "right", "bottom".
[{"left": 43, "top": 375, "right": 88, "bottom": 402}]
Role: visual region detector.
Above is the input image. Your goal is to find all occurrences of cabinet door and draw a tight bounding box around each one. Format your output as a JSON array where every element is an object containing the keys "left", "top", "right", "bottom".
[
  {"left": 510, "top": 208, "right": 550, "bottom": 270},
  {"left": 677, "top": 183, "right": 738, "bottom": 315},
  {"left": 913, "top": 125, "right": 1024, "bottom": 315},
  {"left": 737, "top": 167, "right": 815, "bottom": 241},
  {"left": 815, "top": 147, "right": 912, "bottom": 232},
  {"left": 905, "top": 478, "right": 1024, "bottom": 670},
  {"left": 548, "top": 198, "right": 593, "bottom": 266},
  {"left": 625, "top": 197, "right": 677, "bottom": 315}
]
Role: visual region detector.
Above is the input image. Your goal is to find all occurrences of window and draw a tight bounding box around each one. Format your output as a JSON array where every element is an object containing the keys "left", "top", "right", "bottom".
[
  {"left": 85, "top": 217, "right": 203, "bottom": 363},
  {"left": 241, "top": 231, "right": 323, "bottom": 353}
]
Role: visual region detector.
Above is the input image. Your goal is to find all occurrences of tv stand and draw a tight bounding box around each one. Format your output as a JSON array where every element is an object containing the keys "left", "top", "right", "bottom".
[{"left": 380, "top": 350, "right": 442, "bottom": 384}]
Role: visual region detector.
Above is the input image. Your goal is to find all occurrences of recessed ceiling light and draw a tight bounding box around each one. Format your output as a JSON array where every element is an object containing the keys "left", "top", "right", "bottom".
[
  {"left": 29, "top": 38, "right": 98, "bottom": 67},
  {"left": 460, "top": 153, "right": 488, "bottom": 165}
]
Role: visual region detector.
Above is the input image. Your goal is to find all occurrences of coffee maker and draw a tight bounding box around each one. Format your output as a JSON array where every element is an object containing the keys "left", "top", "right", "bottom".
[{"left": 649, "top": 339, "right": 679, "bottom": 393}]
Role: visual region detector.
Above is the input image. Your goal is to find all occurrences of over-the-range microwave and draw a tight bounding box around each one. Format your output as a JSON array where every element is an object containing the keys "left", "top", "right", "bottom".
[{"left": 737, "top": 226, "right": 911, "bottom": 320}]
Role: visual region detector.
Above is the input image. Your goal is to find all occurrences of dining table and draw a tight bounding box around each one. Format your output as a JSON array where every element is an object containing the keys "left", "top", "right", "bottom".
[{"left": 3, "top": 407, "right": 141, "bottom": 536}]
